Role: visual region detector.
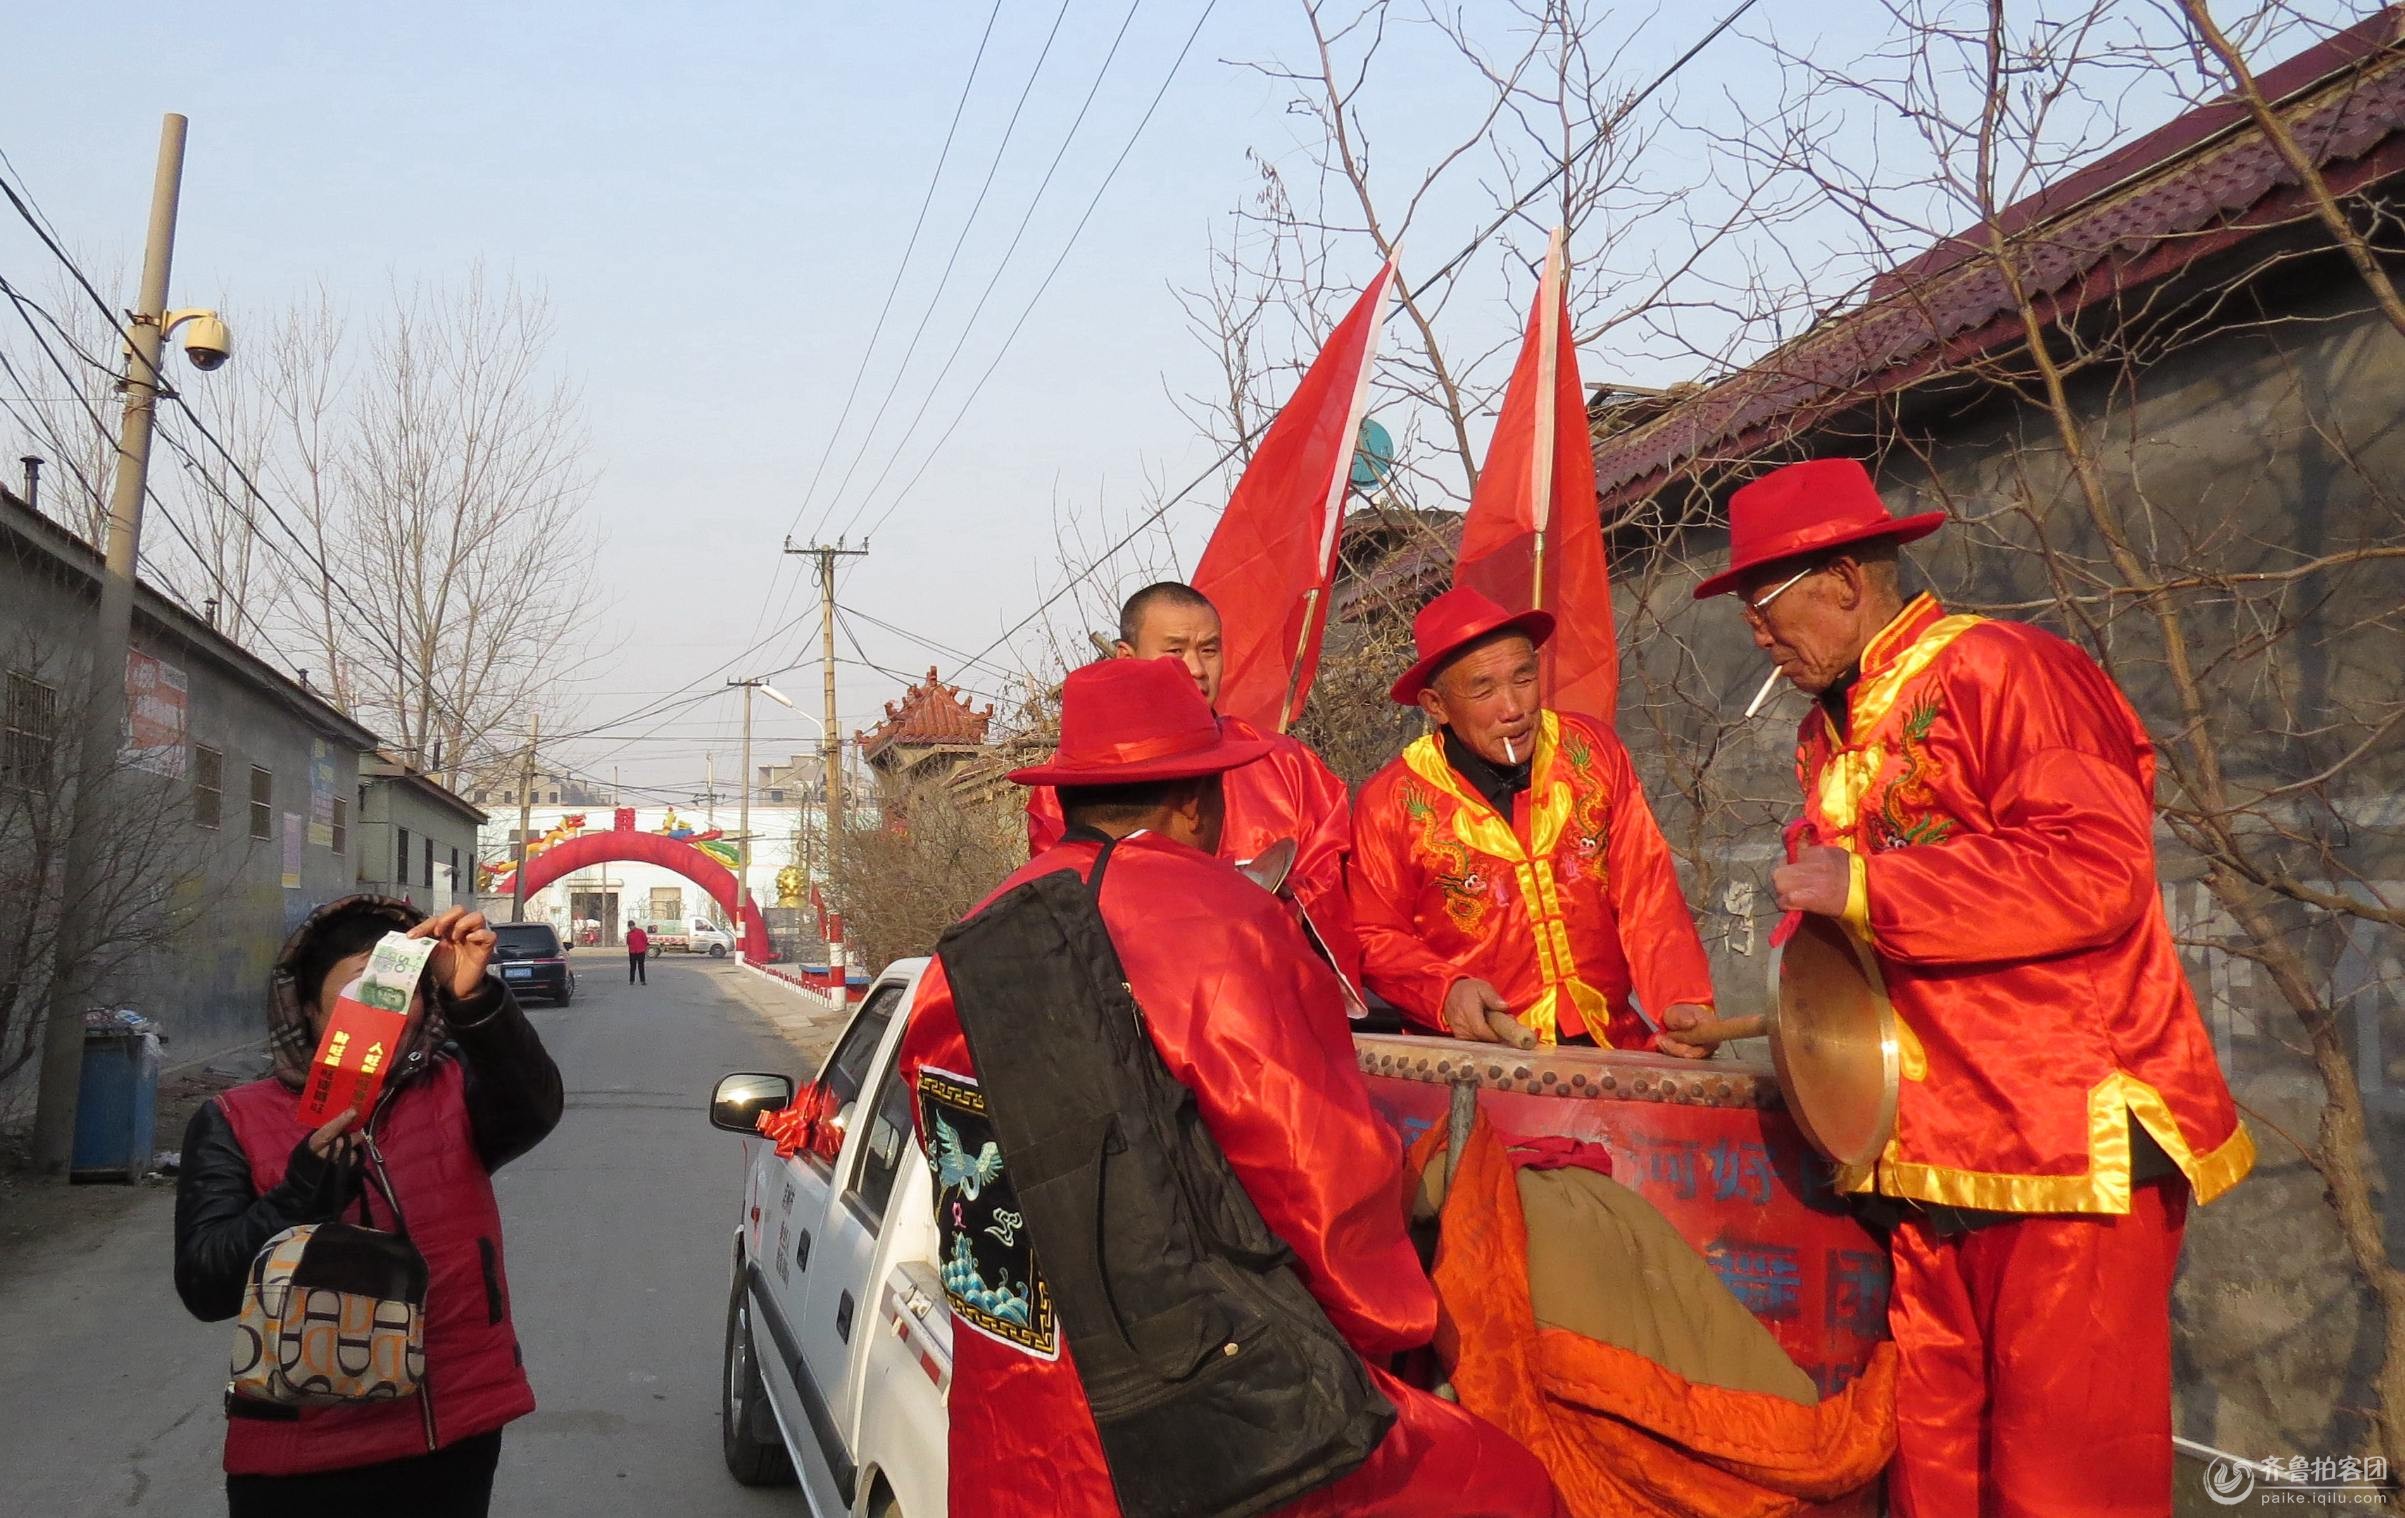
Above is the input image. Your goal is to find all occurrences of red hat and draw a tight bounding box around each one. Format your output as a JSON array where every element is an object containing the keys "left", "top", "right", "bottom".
[
  {"left": 1388, "top": 587, "right": 1556, "bottom": 705},
  {"left": 1009, "top": 657, "right": 1272, "bottom": 787},
  {"left": 1691, "top": 458, "right": 1945, "bottom": 600}
]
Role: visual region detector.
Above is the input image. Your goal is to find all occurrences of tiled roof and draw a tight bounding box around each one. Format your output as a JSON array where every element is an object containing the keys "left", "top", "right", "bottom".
[
  {"left": 856, "top": 667, "right": 995, "bottom": 761},
  {"left": 1588, "top": 8, "right": 2405, "bottom": 510}
]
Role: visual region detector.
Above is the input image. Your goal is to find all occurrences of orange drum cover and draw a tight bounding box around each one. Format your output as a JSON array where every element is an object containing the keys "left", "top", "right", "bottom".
[{"left": 1771, "top": 916, "right": 1898, "bottom": 1170}]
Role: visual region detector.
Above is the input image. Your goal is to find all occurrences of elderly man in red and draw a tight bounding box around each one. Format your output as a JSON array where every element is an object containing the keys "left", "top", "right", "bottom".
[
  {"left": 1350, "top": 588, "right": 1717, "bottom": 1052},
  {"left": 1691, "top": 457, "right": 2253, "bottom": 1518},
  {"left": 904, "top": 656, "right": 1562, "bottom": 1518},
  {"left": 1028, "top": 580, "right": 1361, "bottom": 994}
]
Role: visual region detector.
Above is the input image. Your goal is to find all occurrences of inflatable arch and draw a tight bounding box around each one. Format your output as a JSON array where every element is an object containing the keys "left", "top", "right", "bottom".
[{"left": 498, "top": 826, "right": 775, "bottom": 961}]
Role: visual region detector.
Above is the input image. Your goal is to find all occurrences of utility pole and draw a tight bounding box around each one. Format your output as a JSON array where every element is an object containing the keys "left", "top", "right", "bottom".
[
  {"left": 31, "top": 115, "right": 189, "bottom": 1177},
  {"left": 726, "top": 677, "right": 795, "bottom": 960},
  {"left": 705, "top": 752, "right": 715, "bottom": 827},
  {"left": 511, "top": 710, "right": 538, "bottom": 921},
  {"left": 783, "top": 538, "right": 866, "bottom": 905}
]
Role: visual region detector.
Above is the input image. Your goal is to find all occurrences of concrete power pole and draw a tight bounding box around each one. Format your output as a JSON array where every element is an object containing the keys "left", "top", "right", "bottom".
[
  {"left": 31, "top": 115, "right": 189, "bottom": 1177},
  {"left": 511, "top": 710, "right": 539, "bottom": 921},
  {"left": 736, "top": 682, "right": 755, "bottom": 952},
  {"left": 782, "top": 538, "right": 866, "bottom": 906},
  {"left": 725, "top": 677, "right": 794, "bottom": 959}
]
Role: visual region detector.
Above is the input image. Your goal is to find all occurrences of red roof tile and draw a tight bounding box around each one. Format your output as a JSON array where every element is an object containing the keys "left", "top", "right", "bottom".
[
  {"left": 1589, "top": 8, "right": 2405, "bottom": 510},
  {"left": 857, "top": 667, "right": 994, "bottom": 761}
]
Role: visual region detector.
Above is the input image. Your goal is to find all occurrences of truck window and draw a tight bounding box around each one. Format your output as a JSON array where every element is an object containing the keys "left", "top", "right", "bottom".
[
  {"left": 800, "top": 984, "right": 902, "bottom": 1168},
  {"left": 845, "top": 1063, "right": 916, "bottom": 1226}
]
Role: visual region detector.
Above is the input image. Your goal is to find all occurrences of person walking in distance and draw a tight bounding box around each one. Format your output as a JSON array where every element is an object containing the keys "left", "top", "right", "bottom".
[{"left": 625, "top": 922, "right": 649, "bottom": 985}]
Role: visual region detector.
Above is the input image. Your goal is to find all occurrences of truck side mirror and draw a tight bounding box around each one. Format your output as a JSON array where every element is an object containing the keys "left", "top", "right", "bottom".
[{"left": 710, "top": 1071, "right": 796, "bottom": 1134}]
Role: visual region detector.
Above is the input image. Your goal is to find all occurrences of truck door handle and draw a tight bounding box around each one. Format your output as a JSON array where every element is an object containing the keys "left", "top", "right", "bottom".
[
  {"left": 836, "top": 1290, "right": 856, "bottom": 1342},
  {"left": 795, "top": 1230, "right": 811, "bottom": 1270}
]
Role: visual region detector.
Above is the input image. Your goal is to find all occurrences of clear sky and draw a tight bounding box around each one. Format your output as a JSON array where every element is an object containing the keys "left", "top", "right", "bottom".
[{"left": 1, "top": 1, "right": 2354, "bottom": 797}]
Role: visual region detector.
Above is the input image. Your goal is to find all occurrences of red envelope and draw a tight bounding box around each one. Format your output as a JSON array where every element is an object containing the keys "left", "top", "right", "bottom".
[{"left": 296, "top": 982, "right": 411, "bottom": 1125}]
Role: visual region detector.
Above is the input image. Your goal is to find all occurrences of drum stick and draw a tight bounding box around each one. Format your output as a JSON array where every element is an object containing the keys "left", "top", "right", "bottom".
[
  {"left": 1672, "top": 1012, "right": 1767, "bottom": 1046},
  {"left": 1742, "top": 667, "right": 1783, "bottom": 720}
]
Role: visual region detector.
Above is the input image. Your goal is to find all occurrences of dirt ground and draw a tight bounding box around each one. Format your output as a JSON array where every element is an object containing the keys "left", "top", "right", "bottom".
[{"left": 0, "top": 1060, "right": 258, "bottom": 1265}]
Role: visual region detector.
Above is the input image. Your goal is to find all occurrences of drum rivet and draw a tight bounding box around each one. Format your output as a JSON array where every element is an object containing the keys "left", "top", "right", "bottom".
[
  {"left": 1571, "top": 1073, "right": 1588, "bottom": 1088},
  {"left": 1599, "top": 1075, "right": 1617, "bottom": 1092},
  {"left": 1513, "top": 1066, "right": 1531, "bottom": 1082},
  {"left": 1486, "top": 1064, "right": 1502, "bottom": 1080},
  {"left": 1541, "top": 1071, "right": 1557, "bottom": 1085}
]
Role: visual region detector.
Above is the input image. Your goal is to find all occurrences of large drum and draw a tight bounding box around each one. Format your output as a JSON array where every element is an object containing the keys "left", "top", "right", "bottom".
[{"left": 1354, "top": 1033, "right": 1889, "bottom": 1399}]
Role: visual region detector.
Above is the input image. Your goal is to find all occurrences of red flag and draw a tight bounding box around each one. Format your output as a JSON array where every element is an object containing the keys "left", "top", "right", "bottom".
[
  {"left": 1194, "top": 255, "right": 1398, "bottom": 731},
  {"left": 1455, "top": 229, "right": 1618, "bottom": 721}
]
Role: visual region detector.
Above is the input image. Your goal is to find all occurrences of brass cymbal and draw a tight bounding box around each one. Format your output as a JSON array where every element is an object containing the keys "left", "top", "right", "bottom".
[
  {"left": 1769, "top": 914, "right": 1899, "bottom": 1171},
  {"left": 1237, "top": 837, "right": 1297, "bottom": 896}
]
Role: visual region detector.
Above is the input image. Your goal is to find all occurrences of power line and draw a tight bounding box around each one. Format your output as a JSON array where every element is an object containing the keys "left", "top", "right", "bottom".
[
  {"left": 833, "top": 606, "right": 1014, "bottom": 708},
  {"left": 8, "top": 160, "right": 817, "bottom": 782},
  {"left": 0, "top": 276, "right": 309, "bottom": 664},
  {"left": 951, "top": 0, "right": 1764, "bottom": 677},
  {"left": 748, "top": 0, "right": 1081, "bottom": 658},
  {"left": 781, "top": 0, "right": 1006, "bottom": 552},
  {"left": 805, "top": 0, "right": 1076, "bottom": 538},
  {"left": 835, "top": 601, "right": 1025, "bottom": 684},
  {"left": 832, "top": 0, "right": 1155, "bottom": 541},
  {"left": 851, "top": 0, "right": 1215, "bottom": 548},
  {"left": 733, "top": 1, "right": 1011, "bottom": 665}
]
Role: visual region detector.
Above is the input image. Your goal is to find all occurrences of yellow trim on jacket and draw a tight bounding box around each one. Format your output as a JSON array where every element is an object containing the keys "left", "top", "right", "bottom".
[{"left": 1837, "top": 1070, "right": 2258, "bottom": 1213}]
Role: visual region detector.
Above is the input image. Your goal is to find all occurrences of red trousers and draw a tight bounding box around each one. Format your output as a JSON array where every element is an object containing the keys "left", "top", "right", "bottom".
[{"left": 1888, "top": 1181, "right": 2189, "bottom": 1518}]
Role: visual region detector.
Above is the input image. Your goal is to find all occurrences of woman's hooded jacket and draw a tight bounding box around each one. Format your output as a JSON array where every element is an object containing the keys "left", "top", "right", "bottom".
[{"left": 172, "top": 895, "right": 565, "bottom": 1476}]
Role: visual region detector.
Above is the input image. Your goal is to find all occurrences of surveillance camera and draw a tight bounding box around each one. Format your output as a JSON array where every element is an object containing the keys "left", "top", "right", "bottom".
[{"left": 181, "top": 312, "right": 231, "bottom": 371}]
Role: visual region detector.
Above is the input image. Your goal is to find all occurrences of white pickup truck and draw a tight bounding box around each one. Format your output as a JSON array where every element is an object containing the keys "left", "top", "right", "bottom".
[
  {"left": 708, "top": 958, "right": 950, "bottom": 1518},
  {"left": 650, "top": 917, "right": 736, "bottom": 957}
]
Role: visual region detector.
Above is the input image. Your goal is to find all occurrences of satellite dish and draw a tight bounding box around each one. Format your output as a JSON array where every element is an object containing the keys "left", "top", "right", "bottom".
[{"left": 1350, "top": 416, "right": 1394, "bottom": 493}]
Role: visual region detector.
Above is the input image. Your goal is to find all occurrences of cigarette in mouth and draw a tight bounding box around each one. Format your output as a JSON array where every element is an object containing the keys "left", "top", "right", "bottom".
[
  {"left": 1503, "top": 735, "right": 1518, "bottom": 764},
  {"left": 1742, "top": 667, "right": 1784, "bottom": 721}
]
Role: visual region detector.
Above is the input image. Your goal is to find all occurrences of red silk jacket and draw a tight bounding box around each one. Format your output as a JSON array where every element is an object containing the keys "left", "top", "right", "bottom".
[
  {"left": 1349, "top": 710, "right": 1715, "bottom": 1047},
  {"left": 1028, "top": 716, "right": 1362, "bottom": 992},
  {"left": 1802, "top": 592, "right": 2253, "bottom": 1213},
  {"left": 900, "top": 833, "right": 1562, "bottom": 1518}
]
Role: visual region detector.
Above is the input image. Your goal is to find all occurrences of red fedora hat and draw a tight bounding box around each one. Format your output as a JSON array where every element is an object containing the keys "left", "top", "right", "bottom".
[
  {"left": 1009, "top": 657, "right": 1272, "bottom": 787},
  {"left": 1388, "top": 587, "right": 1557, "bottom": 705},
  {"left": 1691, "top": 458, "right": 1946, "bottom": 600}
]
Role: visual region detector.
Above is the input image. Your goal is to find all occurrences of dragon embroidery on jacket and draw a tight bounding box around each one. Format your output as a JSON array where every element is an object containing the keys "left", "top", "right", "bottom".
[
  {"left": 1403, "top": 778, "right": 1491, "bottom": 931},
  {"left": 1556, "top": 723, "right": 1612, "bottom": 862},
  {"left": 1867, "top": 693, "right": 1956, "bottom": 850}
]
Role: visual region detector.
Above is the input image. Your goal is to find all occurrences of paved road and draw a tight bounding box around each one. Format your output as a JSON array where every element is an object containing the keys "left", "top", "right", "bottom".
[{"left": 0, "top": 955, "right": 848, "bottom": 1517}]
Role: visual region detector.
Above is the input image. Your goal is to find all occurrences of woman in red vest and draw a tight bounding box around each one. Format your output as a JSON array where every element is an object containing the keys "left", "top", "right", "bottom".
[{"left": 173, "top": 897, "right": 563, "bottom": 1517}]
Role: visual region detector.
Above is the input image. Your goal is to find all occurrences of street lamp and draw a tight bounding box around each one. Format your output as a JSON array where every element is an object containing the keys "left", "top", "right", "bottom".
[{"left": 727, "top": 677, "right": 812, "bottom": 960}]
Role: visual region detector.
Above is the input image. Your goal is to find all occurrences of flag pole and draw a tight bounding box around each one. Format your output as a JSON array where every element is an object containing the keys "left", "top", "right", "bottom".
[
  {"left": 1278, "top": 252, "right": 1401, "bottom": 733},
  {"left": 1276, "top": 585, "right": 1322, "bottom": 733},
  {"left": 1528, "top": 228, "right": 1565, "bottom": 615}
]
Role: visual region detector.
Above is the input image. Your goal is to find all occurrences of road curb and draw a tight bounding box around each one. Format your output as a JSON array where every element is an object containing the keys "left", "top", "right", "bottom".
[{"left": 729, "top": 960, "right": 851, "bottom": 1061}]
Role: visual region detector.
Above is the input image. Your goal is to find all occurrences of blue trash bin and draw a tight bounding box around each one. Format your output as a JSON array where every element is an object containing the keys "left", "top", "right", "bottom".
[{"left": 72, "top": 1020, "right": 161, "bottom": 1182}]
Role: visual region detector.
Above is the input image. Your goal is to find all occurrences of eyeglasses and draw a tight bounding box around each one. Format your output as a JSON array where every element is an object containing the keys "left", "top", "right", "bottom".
[{"left": 1739, "top": 563, "right": 1819, "bottom": 622}]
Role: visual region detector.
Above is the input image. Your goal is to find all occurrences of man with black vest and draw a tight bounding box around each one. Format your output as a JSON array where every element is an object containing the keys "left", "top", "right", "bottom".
[{"left": 900, "top": 656, "right": 1561, "bottom": 1518}]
